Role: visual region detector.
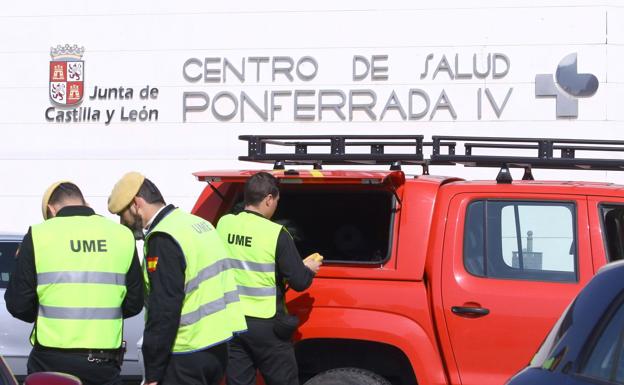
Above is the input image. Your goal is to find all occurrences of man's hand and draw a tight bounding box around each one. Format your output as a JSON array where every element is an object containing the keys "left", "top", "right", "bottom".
[
  {"left": 304, "top": 252, "right": 323, "bottom": 263},
  {"left": 303, "top": 253, "right": 322, "bottom": 274}
]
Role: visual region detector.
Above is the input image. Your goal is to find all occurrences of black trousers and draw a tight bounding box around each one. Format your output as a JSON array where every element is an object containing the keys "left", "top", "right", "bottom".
[
  {"left": 27, "top": 348, "right": 121, "bottom": 385},
  {"left": 160, "top": 342, "right": 228, "bottom": 385},
  {"left": 226, "top": 317, "right": 298, "bottom": 385}
]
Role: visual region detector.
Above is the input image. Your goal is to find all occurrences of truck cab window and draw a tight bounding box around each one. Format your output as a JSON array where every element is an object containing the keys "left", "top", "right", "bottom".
[
  {"left": 464, "top": 200, "right": 577, "bottom": 282},
  {"left": 600, "top": 205, "right": 624, "bottom": 262}
]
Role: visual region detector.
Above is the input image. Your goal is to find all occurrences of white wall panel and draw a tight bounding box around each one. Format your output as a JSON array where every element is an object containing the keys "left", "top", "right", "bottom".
[
  {"left": 0, "top": 6, "right": 608, "bottom": 53},
  {"left": 0, "top": 1, "right": 622, "bottom": 232}
]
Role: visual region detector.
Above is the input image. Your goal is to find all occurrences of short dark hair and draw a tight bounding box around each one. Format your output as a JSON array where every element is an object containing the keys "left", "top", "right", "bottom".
[
  {"left": 47, "top": 182, "right": 86, "bottom": 218},
  {"left": 244, "top": 172, "right": 279, "bottom": 206},
  {"left": 136, "top": 178, "right": 166, "bottom": 205},
  {"left": 48, "top": 182, "right": 85, "bottom": 206}
]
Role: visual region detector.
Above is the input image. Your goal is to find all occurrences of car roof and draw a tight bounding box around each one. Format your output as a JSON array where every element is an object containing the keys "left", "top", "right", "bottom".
[
  {"left": 0, "top": 233, "right": 23, "bottom": 242},
  {"left": 596, "top": 259, "right": 624, "bottom": 276},
  {"left": 422, "top": 178, "right": 624, "bottom": 197},
  {"left": 446, "top": 179, "right": 622, "bottom": 188}
]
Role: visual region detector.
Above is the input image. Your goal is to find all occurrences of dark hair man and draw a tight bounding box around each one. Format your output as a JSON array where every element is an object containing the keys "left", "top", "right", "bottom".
[
  {"left": 5, "top": 181, "right": 144, "bottom": 385},
  {"left": 217, "top": 171, "right": 322, "bottom": 385},
  {"left": 108, "top": 172, "right": 246, "bottom": 385}
]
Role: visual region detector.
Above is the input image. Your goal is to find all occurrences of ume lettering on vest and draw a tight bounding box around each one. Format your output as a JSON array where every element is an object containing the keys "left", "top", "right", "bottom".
[
  {"left": 227, "top": 233, "right": 252, "bottom": 247},
  {"left": 70, "top": 239, "right": 108, "bottom": 252}
]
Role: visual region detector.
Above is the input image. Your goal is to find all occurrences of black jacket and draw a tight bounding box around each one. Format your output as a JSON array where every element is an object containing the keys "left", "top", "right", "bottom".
[
  {"left": 142, "top": 206, "right": 314, "bottom": 382},
  {"left": 141, "top": 204, "right": 186, "bottom": 382},
  {"left": 4, "top": 205, "right": 144, "bottom": 329}
]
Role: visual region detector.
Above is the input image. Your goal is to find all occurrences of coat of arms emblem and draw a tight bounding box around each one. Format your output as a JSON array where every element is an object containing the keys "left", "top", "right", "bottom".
[{"left": 49, "top": 44, "right": 85, "bottom": 106}]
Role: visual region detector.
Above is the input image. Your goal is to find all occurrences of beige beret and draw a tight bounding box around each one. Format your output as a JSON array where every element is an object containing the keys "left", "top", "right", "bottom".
[
  {"left": 42, "top": 180, "right": 72, "bottom": 220},
  {"left": 108, "top": 172, "right": 145, "bottom": 214}
]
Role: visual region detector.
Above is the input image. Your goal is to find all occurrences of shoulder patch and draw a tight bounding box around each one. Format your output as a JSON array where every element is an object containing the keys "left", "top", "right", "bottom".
[{"left": 146, "top": 256, "right": 159, "bottom": 272}]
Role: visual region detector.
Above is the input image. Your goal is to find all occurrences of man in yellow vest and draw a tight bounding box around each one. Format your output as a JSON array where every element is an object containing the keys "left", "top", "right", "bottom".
[
  {"left": 108, "top": 172, "right": 246, "bottom": 385},
  {"left": 217, "top": 172, "right": 322, "bottom": 385},
  {"left": 4, "top": 181, "right": 144, "bottom": 385}
]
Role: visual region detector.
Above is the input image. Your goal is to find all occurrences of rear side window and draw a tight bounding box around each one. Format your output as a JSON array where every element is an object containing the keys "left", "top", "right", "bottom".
[
  {"left": 464, "top": 200, "right": 577, "bottom": 282},
  {"left": 0, "top": 241, "right": 20, "bottom": 289},
  {"left": 600, "top": 204, "right": 624, "bottom": 262}
]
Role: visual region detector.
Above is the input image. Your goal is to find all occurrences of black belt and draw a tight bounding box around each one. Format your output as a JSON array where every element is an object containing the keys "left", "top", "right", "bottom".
[{"left": 34, "top": 344, "right": 119, "bottom": 361}]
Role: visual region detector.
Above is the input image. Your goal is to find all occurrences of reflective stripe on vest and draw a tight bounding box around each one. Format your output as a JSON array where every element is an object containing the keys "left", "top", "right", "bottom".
[
  {"left": 216, "top": 212, "right": 282, "bottom": 319},
  {"left": 179, "top": 289, "right": 240, "bottom": 326},
  {"left": 32, "top": 215, "right": 134, "bottom": 349},
  {"left": 144, "top": 209, "right": 247, "bottom": 353},
  {"left": 37, "top": 271, "right": 125, "bottom": 286},
  {"left": 184, "top": 258, "right": 274, "bottom": 294},
  {"left": 237, "top": 286, "right": 276, "bottom": 297},
  {"left": 39, "top": 305, "right": 122, "bottom": 320}
]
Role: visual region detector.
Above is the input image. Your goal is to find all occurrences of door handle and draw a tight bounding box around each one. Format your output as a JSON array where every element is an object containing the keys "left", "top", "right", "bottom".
[{"left": 451, "top": 306, "right": 490, "bottom": 317}]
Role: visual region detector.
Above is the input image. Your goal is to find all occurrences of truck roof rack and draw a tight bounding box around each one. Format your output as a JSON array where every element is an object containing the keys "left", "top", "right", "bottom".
[
  {"left": 239, "top": 135, "right": 624, "bottom": 172},
  {"left": 430, "top": 136, "right": 624, "bottom": 171},
  {"left": 239, "top": 135, "right": 455, "bottom": 170}
]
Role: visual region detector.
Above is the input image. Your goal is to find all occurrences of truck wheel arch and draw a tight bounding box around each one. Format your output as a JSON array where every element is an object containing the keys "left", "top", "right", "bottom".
[{"left": 295, "top": 308, "right": 447, "bottom": 385}]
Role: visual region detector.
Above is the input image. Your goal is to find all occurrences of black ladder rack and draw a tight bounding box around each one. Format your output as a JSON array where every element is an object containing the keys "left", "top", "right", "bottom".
[
  {"left": 430, "top": 136, "right": 624, "bottom": 171},
  {"left": 239, "top": 135, "right": 445, "bottom": 166},
  {"left": 238, "top": 135, "right": 624, "bottom": 171}
]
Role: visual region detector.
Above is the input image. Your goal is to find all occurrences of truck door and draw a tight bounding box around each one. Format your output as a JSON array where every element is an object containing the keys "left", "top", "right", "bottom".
[{"left": 440, "top": 193, "right": 593, "bottom": 385}]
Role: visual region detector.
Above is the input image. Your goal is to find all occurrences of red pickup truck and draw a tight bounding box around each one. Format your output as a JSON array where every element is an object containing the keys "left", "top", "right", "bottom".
[{"left": 191, "top": 135, "right": 624, "bottom": 385}]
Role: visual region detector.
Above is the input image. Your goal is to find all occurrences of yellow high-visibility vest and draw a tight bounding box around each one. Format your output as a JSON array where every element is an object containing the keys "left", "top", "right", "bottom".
[
  {"left": 144, "top": 209, "right": 246, "bottom": 353},
  {"left": 216, "top": 211, "right": 281, "bottom": 319},
  {"left": 32, "top": 214, "right": 134, "bottom": 349}
]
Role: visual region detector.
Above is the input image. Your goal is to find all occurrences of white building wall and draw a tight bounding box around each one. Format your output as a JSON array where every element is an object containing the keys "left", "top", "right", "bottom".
[{"left": 0, "top": 0, "right": 622, "bottom": 232}]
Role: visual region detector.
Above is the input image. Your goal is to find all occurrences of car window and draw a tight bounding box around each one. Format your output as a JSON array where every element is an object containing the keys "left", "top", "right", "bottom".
[
  {"left": 0, "top": 241, "right": 20, "bottom": 289},
  {"left": 0, "top": 357, "right": 17, "bottom": 385},
  {"left": 580, "top": 296, "right": 624, "bottom": 383},
  {"left": 464, "top": 200, "right": 577, "bottom": 282}
]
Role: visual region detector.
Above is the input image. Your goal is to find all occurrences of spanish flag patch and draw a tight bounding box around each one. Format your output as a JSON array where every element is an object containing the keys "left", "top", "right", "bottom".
[{"left": 146, "top": 256, "right": 159, "bottom": 273}]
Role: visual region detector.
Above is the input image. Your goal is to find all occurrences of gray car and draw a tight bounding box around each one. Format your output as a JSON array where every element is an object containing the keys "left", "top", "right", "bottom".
[{"left": 0, "top": 233, "right": 144, "bottom": 382}]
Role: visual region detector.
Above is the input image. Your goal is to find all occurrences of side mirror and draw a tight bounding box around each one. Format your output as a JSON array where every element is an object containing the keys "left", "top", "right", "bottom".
[{"left": 24, "top": 372, "right": 82, "bottom": 385}]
